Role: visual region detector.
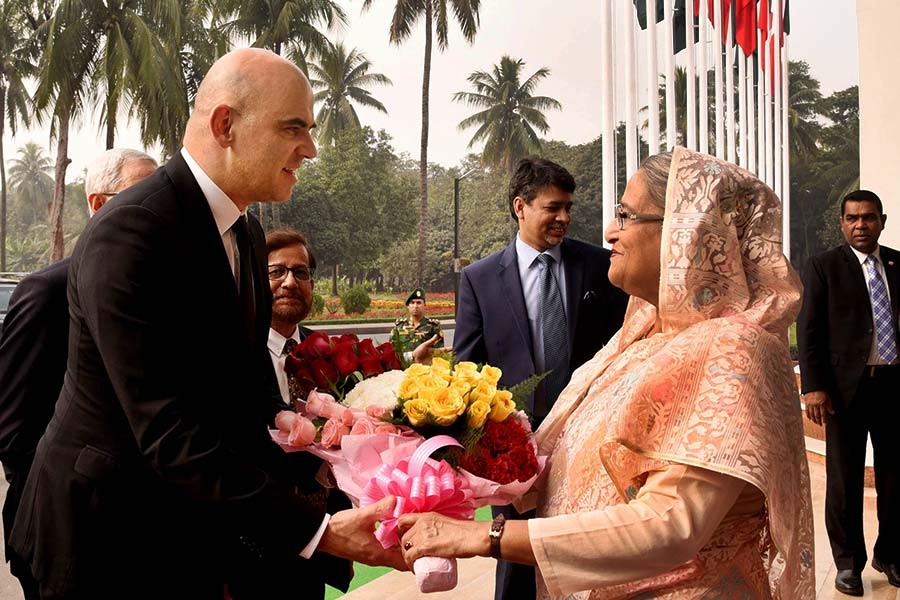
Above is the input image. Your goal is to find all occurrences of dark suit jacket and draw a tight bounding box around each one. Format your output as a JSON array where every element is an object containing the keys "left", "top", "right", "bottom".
[
  {"left": 453, "top": 237, "right": 628, "bottom": 408},
  {"left": 0, "top": 259, "right": 69, "bottom": 564},
  {"left": 9, "top": 154, "right": 341, "bottom": 598},
  {"left": 798, "top": 243, "right": 900, "bottom": 409}
]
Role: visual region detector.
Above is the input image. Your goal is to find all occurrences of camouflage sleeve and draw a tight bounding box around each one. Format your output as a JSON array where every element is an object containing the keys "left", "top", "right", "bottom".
[{"left": 429, "top": 320, "right": 445, "bottom": 348}]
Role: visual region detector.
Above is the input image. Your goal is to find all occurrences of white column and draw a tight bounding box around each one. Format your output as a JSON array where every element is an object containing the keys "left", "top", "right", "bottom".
[
  {"left": 773, "top": 0, "right": 783, "bottom": 201},
  {"left": 698, "top": 0, "right": 709, "bottom": 154},
  {"left": 625, "top": 3, "right": 639, "bottom": 178},
  {"left": 646, "top": 0, "right": 660, "bottom": 154},
  {"left": 685, "top": 0, "right": 697, "bottom": 150},
  {"left": 782, "top": 32, "right": 791, "bottom": 259},
  {"left": 601, "top": 0, "right": 615, "bottom": 247},
  {"left": 747, "top": 53, "right": 756, "bottom": 173},
  {"left": 725, "top": 5, "right": 736, "bottom": 164},
  {"left": 664, "top": 0, "right": 677, "bottom": 150},
  {"left": 713, "top": 0, "right": 725, "bottom": 158}
]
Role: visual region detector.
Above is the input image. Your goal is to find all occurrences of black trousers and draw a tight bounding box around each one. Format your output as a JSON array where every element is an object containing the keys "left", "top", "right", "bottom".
[
  {"left": 492, "top": 504, "right": 536, "bottom": 600},
  {"left": 825, "top": 365, "right": 900, "bottom": 571}
]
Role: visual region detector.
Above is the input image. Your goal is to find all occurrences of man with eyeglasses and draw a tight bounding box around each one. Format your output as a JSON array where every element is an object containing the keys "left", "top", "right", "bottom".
[
  {"left": 265, "top": 228, "right": 318, "bottom": 409},
  {"left": 453, "top": 156, "right": 628, "bottom": 600},
  {"left": 0, "top": 147, "right": 157, "bottom": 599}
]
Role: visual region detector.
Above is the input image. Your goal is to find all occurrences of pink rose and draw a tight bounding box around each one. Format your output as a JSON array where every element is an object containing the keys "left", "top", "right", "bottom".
[
  {"left": 306, "top": 390, "right": 342, "bottom": 419},
  {"left": 366, "top": 405, "right": 388, "bottom": 420},
  {"left": 340, "top": 408, "right": 355, "bottom": 427},
  {"left": 288, "top": 415, "right": 316, "bottom": 447},
  {"left": 320, "top": 419, "right": 350, "bottom": 448},
  {"left": 350, "top": 418, "right": 376, "bottom": 435},
  {"left": 374, "top": 424, "right": 401, "bottom": 435},
  {"left": 275, "top": 410, "right": 297, "bottom": 433}
]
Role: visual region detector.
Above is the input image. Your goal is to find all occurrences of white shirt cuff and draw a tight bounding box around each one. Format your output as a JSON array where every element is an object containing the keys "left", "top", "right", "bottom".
[{"left": 299, "top": 513, "right": 331, "bottom": 559}]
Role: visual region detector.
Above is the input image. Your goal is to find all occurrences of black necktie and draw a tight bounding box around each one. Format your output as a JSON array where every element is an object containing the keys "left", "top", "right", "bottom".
[
  {"left": 232, "top": 215, "right": 256, "bottom": 345},
  {"left": 536, "top": 253, "right": 570, "bottom": 418},
  {"left": 283, "top": 338, "right": 302, "bottom": 410}
]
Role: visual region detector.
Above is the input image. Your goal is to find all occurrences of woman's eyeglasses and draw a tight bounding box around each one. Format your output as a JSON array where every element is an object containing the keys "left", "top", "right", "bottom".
[{"left": 614, "top": 202, "right": 664, "bottom": 230}]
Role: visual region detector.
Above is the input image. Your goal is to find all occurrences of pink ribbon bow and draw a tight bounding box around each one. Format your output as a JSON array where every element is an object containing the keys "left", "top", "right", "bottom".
[{"left": 360, "top": 435, "right": 474, "bottom": 549}]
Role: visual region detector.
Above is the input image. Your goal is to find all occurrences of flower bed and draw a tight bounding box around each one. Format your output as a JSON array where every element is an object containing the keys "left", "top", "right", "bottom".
[{"left": 309, "top": 294, "right": 455, "bottom": 323}]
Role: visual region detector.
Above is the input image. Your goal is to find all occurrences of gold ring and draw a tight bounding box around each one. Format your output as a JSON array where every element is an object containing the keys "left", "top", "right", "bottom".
[{"left": 403, "top": 540, "right": 413, "bottom": 551}]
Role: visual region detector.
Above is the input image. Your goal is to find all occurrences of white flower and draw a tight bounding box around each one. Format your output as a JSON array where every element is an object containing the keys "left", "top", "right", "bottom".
[{"left": 344, "top": 369, "right": 405, "bottom": 412}]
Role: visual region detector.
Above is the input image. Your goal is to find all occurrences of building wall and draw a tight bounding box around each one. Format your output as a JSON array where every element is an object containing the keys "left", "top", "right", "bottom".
[{"left": 857, "top": 0, "right": 900, "bottom": 248}]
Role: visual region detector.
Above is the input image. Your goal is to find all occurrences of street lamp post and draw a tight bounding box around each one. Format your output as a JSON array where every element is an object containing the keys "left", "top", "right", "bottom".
[{"left": 453, "top": 168, "right": 477, "bottom": 318}]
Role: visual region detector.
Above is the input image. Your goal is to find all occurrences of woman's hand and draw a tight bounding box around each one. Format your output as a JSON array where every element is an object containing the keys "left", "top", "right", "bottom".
[{"left": 397, "top": 512, "right": 490, "bottom": 568}]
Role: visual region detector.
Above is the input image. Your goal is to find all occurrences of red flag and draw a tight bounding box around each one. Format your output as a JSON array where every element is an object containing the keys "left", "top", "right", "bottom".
[
  {"left": 694, "top": 0, "right": 731, "bottom": 44},
  {"left": 734, "top": 0, "right": 757, "bottom": 56},
  {"left": 758, "top": 0, "right": 771, "bottom": 72}
]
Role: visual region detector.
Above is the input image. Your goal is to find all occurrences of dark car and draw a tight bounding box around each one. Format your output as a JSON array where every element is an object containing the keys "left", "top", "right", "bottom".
[{"left": 0, "top": 278, "right": 18, "bottom": 335}]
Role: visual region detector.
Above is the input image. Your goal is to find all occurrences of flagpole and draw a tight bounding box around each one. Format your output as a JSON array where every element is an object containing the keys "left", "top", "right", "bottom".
[
  {"left": 698, "top": 0, "right": 709, "bottom": 154},
  {"left": 664, "top": 0, "right": 677, "bottom": 150},
  {"left": 625, "top": 1, "right": 638, "bottom": 178},
  {"left": 600, "top": 0, "right": 615, "bottom": 247},
  {"left": 773, "top": 0, "right": 783, "bottom": 201},
  {"left": 646, "top": 0, "right": 661, "bottom": 154},
  {"left": 782, "top": 15, "right": 791, "bottom": 259},
  {"left": 685, "top": 0, "right": 697, "bottom": 150},
  {"left": 747, "top": 52, "right": 756, "bottom": 173},
  {"left": 726, "top": 3, "right": 737, "bottom": 164},
  {"left": 757, "top": 25, "right": 766, "bottom": 179},
  {"left": 713, "top": 0, "right": 725, "bottom": 158},
  {"left": 738, "top": 46, "right": 747, "bottom": 167},
  {"left": 764, "top": 31, "right": 774, "bottom": 188}
]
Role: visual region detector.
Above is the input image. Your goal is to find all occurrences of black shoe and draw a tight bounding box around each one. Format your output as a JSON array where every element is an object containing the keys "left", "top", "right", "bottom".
[
  {"left": 872, "top": 558, "right": 900, "bottom": 588},
  {"left": 834, "top": 569, "right": 864, "bottom": 596}
]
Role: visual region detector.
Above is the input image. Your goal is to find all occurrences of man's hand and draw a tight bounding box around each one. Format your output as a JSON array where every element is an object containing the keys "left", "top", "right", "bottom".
[
  {"left": 804, "top": 390, "right": 834, "bottom": 426},
  {"left": 411, "top": 335, "right": 441, "bottom": 365},
  {"left": 317, "top": 496, "right": 408, "bottom": 571}
]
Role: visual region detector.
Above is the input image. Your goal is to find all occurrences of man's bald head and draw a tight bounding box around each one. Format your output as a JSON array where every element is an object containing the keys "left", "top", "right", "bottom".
[{"left": 183, "top": 47, "right": 318, "bottom": 211}]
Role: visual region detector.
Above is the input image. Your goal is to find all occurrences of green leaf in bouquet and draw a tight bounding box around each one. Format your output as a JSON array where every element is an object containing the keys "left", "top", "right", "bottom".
[{"left": 507, "top": 371, "right": 550, "bottom": 411}]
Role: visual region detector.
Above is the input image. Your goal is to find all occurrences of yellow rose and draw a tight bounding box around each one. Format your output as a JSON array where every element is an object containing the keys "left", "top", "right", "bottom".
[
  {"left": 489, "top": 390, "right": 517, "bottom": 422},
  {"left": 431, "top": 356, "right": 451, "bottom": 371},
  {"left": 480, "top": 365, "right": 502, "bottom": 386},
  {"left": 403, "top": 398, "right": 430, "bottom": 427},
  {"left": 417, "top": 386, "right": 444, "bottom": 403},
  {"left": 428, "top": 388, "right": 466, "bottom": 426},
  {"left": 467, "top": 400, "right": 491, "bottom": 429},
  {"left": 470, "top": 381, "right": 497, "bottom": 405},
  {"left": 431, "top": 367, "right": 453, "bottom": 383},
  {"left": 405, "top": 363, "right": 430, "bottom": 378},
  {"left": 454, "top": 361, "right": 479, "bottom": 377},
  {"left": 398, "top": 377, "right": 419, "bottom": 399},
  {"left": 449, "top": 378, "right": 472, "bottom": 398}
]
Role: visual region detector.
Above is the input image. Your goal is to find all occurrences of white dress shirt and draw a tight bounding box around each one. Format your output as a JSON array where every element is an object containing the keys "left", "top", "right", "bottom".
[
  {"left": 515, "top": 233, "right": 568, "bottom": 377},
  {"left": 849, "top": 245, "right": 893, "bottom": 365},
  {"left": 181, "top": 148, "right": 329, "bottom": 558},
  {"left": 268, "top": 326, "right": 301, "bottom": 405}
]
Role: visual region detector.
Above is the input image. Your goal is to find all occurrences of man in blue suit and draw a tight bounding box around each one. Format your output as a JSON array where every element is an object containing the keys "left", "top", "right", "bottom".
[{"left": 453, "top": 157, "right": 628, "bottom": 600}]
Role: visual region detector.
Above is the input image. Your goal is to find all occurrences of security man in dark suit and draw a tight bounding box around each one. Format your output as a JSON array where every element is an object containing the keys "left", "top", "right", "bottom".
[
  {"left": 798, "top": 189, "right": 900, "bottom": 596},
  {"left": 0, "top": 148, "right": 158, "bottom": 600},
  {"left": 454, "top": 157, "right": 628, "bottom": 600}
]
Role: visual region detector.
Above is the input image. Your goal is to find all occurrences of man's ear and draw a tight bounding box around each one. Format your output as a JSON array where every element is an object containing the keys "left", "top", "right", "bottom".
[
  {"left": 87, "top": 193, "right": 106, "bottom": 215},
  {"left": 513, "top": 196, "right": 526, "bottom": 220},
  {"left": 882, "top": 213, "right": 888, "bottom": 228},
  {"left": 209, "top": 104, "right": 236, "bottom": 147}
]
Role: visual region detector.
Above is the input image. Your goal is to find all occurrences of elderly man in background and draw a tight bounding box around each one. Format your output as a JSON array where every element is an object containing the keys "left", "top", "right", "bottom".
[{"left": 0, "top": 148, "right": 158, "bottom": 600}]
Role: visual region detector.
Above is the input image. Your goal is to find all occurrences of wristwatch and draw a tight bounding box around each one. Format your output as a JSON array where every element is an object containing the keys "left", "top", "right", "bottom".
[{"left": 489, "top": 514, "right": 506, "bottom": 559}]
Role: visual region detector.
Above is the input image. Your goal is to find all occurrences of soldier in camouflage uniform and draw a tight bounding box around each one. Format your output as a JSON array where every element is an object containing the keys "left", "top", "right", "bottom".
[{"left": 390, "top": 288, "right": 444, "bottom": 357}]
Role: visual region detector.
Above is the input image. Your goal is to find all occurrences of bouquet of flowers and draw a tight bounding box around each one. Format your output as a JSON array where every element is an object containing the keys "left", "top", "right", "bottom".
[{"left": 271, "top": 355, "right": 546, "bottom": 593}]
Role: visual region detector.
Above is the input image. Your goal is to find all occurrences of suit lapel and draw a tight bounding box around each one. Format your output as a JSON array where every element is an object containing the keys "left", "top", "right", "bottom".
[
  {"left": 561, "top": 239, "right": 582, "bottom": 355},
  {"left": 498, "top": 243, "right": 534, "bottom": 358},
  {"left": 839, "top": 244, "right": 871, "bottom": 312}
]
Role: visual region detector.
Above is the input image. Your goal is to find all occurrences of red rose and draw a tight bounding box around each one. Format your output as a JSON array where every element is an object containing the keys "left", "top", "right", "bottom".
[
  {"left": 310, "top": 359, "right": 339, "bottom": 389},
  {"left": 377, "top": 342, "right": 402, "bottom": 370},
  {"left": 357, "top": 338, "right": 379, "bottom": 359},
  {"left": 302, "top": 332, "right": 332, "bottom": 360},
  {"left": 331, "top": 345, "right": 359, "bottom": 377},
  {"left": 359, "top": 355, "right": 384, "bottom": 377},
  {"left": 336, "top": 334, "right": 359, "bottom": 346}
]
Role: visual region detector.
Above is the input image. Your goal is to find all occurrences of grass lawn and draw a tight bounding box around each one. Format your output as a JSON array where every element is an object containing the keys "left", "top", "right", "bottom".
[{"left": 324, "top": 506, "right": 493, "bottom": 598}]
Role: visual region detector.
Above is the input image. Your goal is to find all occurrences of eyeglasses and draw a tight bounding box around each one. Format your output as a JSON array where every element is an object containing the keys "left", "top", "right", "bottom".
[
  {"left": 267, "top": 265, "right": 314, "bottom": 282},
  {"left": 614, "top": 202, "right": 664, "bottom": 230}
]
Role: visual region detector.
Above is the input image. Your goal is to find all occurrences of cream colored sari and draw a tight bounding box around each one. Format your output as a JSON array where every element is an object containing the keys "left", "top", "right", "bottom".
[{"left": 531, "top": 148, "right": 815, "bottom": 599}]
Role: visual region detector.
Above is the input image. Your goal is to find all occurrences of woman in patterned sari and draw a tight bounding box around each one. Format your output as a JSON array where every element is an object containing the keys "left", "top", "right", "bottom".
[{"left": 398, "top": 147, "right": 815, "bottom": 599}]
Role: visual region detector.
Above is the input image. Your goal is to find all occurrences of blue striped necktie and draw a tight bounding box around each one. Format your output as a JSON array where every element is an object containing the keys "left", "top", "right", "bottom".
[
  {"left": 537, "top": 253, "right": 570, "bottom": 415},
  {"left": 865, "top": 255, "right": 898, "bottom": 363}
]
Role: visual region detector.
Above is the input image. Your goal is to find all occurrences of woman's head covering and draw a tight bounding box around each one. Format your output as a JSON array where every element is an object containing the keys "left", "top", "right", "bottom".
[{"left": 536, "top": 148, "right": 814, "bottom": 598}]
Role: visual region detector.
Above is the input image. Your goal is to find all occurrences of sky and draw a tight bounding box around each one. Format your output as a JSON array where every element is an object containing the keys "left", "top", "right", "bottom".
[{"left": 1, "top": 0, "right": 860, "bottom": 182}]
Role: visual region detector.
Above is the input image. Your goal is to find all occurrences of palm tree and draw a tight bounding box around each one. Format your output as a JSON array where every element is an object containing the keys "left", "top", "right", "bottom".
[
  {"left": 787, "top": 60, "right": 823, "bottom": 158},
  {"left": 362, "top": 0, "right": 481, "bottom": 286},
  {"left": 0, "top": 2, "right": 35, "bottom": 271},
  {"left": 308, "top": 42, "right": 392, "bottom": 146},
  {"left": 453, "top": 56, "right": 561, "bottom": 174},
  {"left": 8, "top": 143, "right": 55, "bottom": 230}
]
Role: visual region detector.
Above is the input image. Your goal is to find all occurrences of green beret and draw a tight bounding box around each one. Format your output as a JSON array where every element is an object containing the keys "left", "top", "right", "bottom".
[{"left": 406, "top": 288, "right": 426, "bottom": 305}]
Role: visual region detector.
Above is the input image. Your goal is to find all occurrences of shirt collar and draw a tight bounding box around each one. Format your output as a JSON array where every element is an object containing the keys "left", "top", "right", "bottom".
[
  {"left": 849, "top": 244, "right": 882, "bottom": 265},
  {"left": 267, "top": 326, "right": 300, "bottom": 356},
  {"left": 180, "top": 147, "right": 244, "bottom": 235},
  {"left": 515, "top": 232, "right": 563, "bottom": 268}
]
